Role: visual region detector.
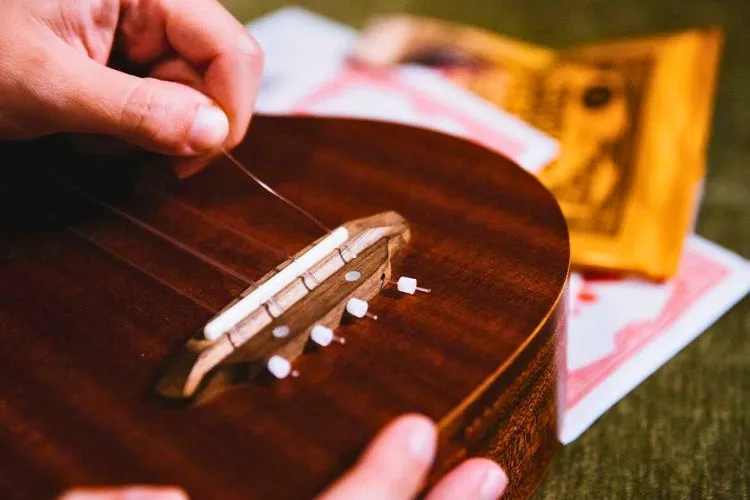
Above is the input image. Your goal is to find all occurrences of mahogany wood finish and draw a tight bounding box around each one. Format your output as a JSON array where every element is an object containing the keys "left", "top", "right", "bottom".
[{"left": 0, "top": 115, "right": 570, "bottom": 499}]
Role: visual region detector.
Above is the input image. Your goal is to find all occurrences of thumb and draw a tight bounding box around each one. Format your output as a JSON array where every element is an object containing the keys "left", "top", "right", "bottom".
[
  {"left": 318, "top": 414, "right": 437, "bottom": 500},
  {"left": 55, "top": 52, "right": 229, "bottom": 156}
]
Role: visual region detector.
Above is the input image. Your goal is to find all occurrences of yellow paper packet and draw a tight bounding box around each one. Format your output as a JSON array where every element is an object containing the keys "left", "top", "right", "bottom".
[{"left": 354, "top": 17, "right": 723, "bottom": 280}]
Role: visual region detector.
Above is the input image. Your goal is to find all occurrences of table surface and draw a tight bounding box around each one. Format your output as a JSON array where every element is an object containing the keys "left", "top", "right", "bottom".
[{"left": 221, "top": 1, "right": 749, "bottom": 498}]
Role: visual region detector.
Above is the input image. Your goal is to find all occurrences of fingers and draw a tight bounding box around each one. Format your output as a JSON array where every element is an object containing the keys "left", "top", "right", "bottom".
[
  {"left": 6, "top": 0, "right": 261, "bottom": 155},
  {"left": 425, "top": 458, "right": 507, "bottom": 500},
  {"left": 162, "top": 0, "right": 263, "bottom": 148},
  {"left": 149, "top": 58, "right": 206, "bottom": 92},
  {"left": 58, "top": 485, "right": 188, "bottom": 500},
  {"left": 318, "top": 414, "right": 437, "bottom": 500},
  {"left": 52, "top": 46, "right": 229, "bottom": 156}
]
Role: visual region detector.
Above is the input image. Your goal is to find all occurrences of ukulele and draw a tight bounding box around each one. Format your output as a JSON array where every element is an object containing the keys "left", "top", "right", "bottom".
[{"left": 0, "top": 115, "right": 570, "bottom": 500}]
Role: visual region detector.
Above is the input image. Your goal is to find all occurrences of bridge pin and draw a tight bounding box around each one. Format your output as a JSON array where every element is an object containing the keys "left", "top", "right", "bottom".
[
  {"left": 346, "top": 298, "right": 378, "bottom": 320},
  {"left": 391, "top": 276, "right": 431, "bottom": 294},
  {"left": 267, "top": 355, "right": 294, "bottom": 379},
  {"left": 310, "top": 325, "right": 346, "bottom": 347}
]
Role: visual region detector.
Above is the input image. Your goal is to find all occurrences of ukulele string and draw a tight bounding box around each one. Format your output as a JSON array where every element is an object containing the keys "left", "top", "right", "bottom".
[
  {"left": 145, "top": 184, "right": 322, "bottom": 288},
  {"left": 218, "top": 148, "right": 358, "bottom": 265},
  {"left": 140, "top": 184, "right": 295, "bottom": 264},
  {"left": 45, "top": 172, "right": 256, "bottom": 286},
  {"left": 46, "top": 156, "right": 326, "bottom": 291},
  {"left": 21, "top": 142, "right": 335, "bottom": 303},
  {"left": 220, "top": 147, "right": 331, "bottom": 234}
]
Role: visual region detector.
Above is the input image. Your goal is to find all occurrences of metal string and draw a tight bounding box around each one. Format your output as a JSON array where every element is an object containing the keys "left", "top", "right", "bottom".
[
  {"left": 20, "top": 143, "right": 339, "bottom": 323},
  {"left": 45, "top": 150, "right": 335, "bottom": 305},
  {"left": 220, "top": 147, "right": 331, "bottom": 233},
  {"left": 142, "top": 185, "right": 293, "bottom": 263},
  {"left": 46, "top": 173, "right": 256, "bottom": 285}
]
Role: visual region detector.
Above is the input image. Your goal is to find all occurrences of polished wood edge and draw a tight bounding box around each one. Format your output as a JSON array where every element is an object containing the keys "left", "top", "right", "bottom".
[{"left": 429, "top": 285, "right": 569, "bottom": 498}]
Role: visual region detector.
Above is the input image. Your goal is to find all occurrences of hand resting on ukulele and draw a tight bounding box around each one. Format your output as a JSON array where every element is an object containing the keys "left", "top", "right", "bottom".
[{"left": 59, "top": 415, "right": 507, "bottom": 500}]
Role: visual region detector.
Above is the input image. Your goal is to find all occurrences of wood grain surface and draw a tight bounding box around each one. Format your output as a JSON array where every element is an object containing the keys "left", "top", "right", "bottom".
[{"left": 0, "top": 115, "right": 569, "bottom": 499}]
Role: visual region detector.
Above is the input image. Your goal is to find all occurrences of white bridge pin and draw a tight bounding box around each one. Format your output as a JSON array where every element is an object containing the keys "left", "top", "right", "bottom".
[
  {"left": 310, "top": 325, "right": 346, "bottom": 347},
  {"left": 392, "top": 276, "right": 431, "bottom": 295},
  {"left": 346, "top": 298, "right": 378, "bottom": 320},
  {"left": 267, "top": 355, "right": 298, "bottom": 379}
]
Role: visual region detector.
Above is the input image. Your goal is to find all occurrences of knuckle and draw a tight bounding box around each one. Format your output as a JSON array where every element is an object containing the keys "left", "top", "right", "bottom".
[{"left": 236, "top": 33, "right": 264, "bottom": 72}]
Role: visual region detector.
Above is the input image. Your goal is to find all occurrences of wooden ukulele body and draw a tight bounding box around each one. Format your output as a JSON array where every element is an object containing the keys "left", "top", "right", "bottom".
[{"left": 0, "top": 116, "right": 569, "bottom": 499}]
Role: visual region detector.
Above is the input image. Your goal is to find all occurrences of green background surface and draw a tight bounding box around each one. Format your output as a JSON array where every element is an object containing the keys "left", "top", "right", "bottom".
[{"left": 221, "top": 1, "right": 750, "bottom": 498}]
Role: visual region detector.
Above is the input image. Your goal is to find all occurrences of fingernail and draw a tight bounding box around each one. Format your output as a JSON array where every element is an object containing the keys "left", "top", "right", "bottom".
[
  {"left": 406, "top": 418, "right": 437, "bottom": 463},
  {"left": 479, "top": 467, "right": 508, "bottom": 500},
  {"left": 189, "top": 105, "right": 229, "bottom": 152}
]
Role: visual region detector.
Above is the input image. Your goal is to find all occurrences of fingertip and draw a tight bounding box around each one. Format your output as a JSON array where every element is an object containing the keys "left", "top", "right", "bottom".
[
  {"left": 188, "top": 105, "right": 229, "bottom": 153},
  {"left": 204, "top": 33, "right": 263, "bottom": 150},
  {"left": 317, "top": 414, "right": 438, "bottom": 500},
  {"left": 477, "top": 461, "right": 508, "bottom": 500},
  {"left": 426, "top": 458, "right": 507, "bottom": 500},
  {"left": 222, "top": 119, "right": 250, "bottom": 151},
  {"left": 388, "top": 412, "right": 436, "bottom": 429},
  {"left": 387, "top": 412, "right": 436, "bottom": 431},
  {"left": 380, "top": 413, "right": 437, "bottom": 463}
]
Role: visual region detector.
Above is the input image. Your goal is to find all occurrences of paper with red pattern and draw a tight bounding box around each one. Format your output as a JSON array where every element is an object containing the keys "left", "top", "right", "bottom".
[{"left": 561, "top": 236, "right": 750, "bottom": 442}]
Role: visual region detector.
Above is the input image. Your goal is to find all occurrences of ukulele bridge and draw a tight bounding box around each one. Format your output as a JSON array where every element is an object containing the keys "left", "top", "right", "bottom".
[{"left": 156, "top": 211, "right": 411, "bottom": 402}]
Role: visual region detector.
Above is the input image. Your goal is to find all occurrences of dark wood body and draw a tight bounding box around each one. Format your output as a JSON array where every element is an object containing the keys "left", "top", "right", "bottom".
[{"left": 0, "top": 116, "right": 569, "bottom": 499}]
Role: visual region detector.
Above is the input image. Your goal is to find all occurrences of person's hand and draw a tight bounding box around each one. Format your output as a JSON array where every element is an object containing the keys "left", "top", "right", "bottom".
[
  {"left": 0, "top": 0, "right": 262, "bottom": 161},
  {"left": 318, "top": 414, "right": 507, "bottom": 499},
  {"left": 60, "top": 414, "right": 507, "bottom": 500}
]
